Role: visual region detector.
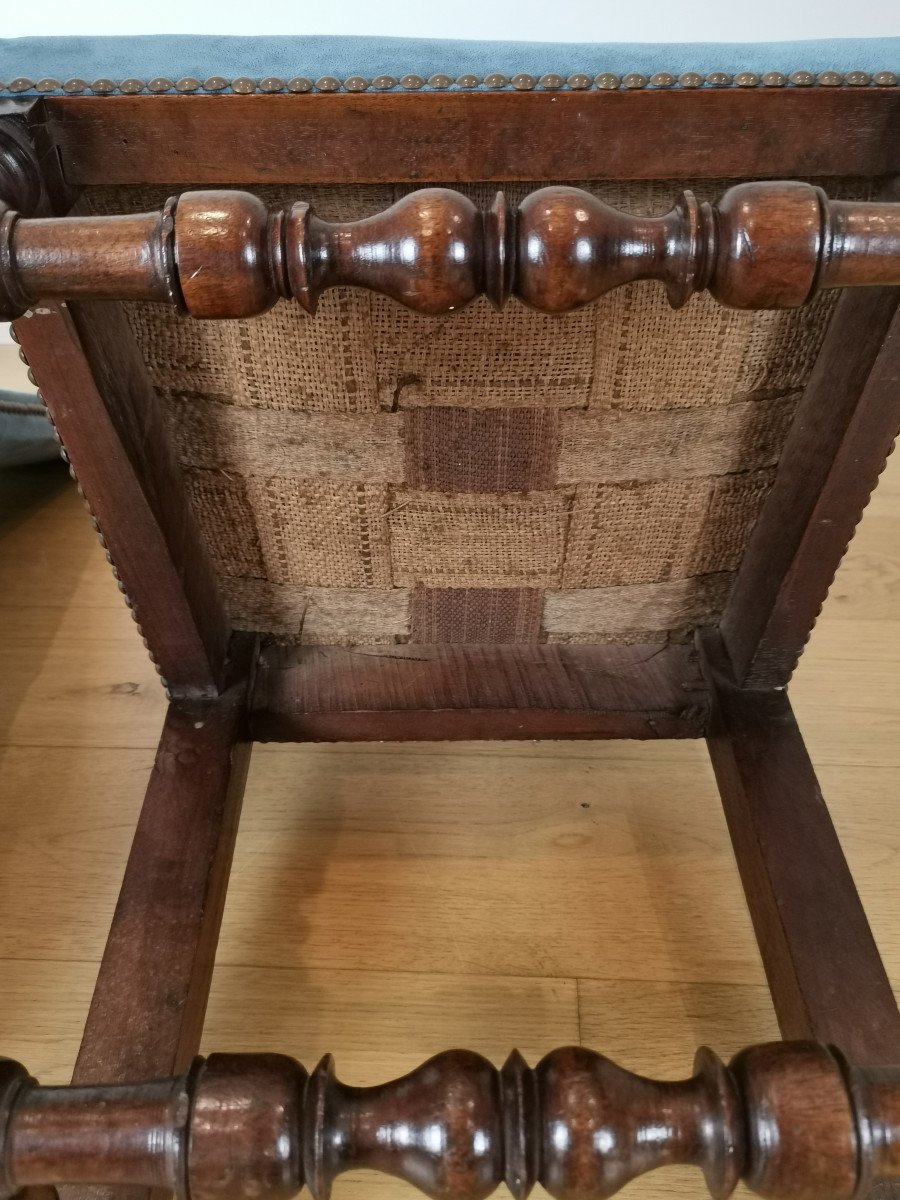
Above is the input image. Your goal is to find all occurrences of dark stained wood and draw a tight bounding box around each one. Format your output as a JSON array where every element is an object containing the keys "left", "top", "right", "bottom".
[
  {"left": 2, "top": 80, "right": 899, "bottom": 1200},
  {"left": 700, "top": 631, "right": 900, "bottom": 1065},
  {"left": 720, "top": 287, "right": 900, "bottom": 687},
  {"left": 4, "top": 1042, "right": 900, "bottom": 1200},
  {"left": 4, "top": 182, "right": 900, "bottom": 321},
  {"left": 249, "top": 642, "right": 708, "bottom": 742},
  {"left": 0, "top": 100, "right": 45, "bottom": 217},
  {"left": 62, "top": 637, "right": 255, "bottom": 1200},
  {"left": 5, "top": 209, "right": 181, "bottom": 315},
  {"left": 0, "top": 98, "right": 74, "bottom": 218},
  {"left": 45, "top": 89, "right": 900, "bottom": 187},
  {"left": 12, "top": 301, "right": 231, "bottom": 695},
  {"left": 71, "top": 636, "right": 254, "bottom": 1083}
]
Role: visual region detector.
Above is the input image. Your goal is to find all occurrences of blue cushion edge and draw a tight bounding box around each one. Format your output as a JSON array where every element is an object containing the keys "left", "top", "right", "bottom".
[
  {"left": 1, "top": 34, "right": 899, "bottom": 91},
  {"left": 0, "top": 389, "right": 59, "bottom": 468}
]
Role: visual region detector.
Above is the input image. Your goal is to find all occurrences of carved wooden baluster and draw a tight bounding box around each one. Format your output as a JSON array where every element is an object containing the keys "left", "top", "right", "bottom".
[
  {"left": 2, "top": 1043, "right": 900, "bottom": 1200},
  {"left": 2, "top": 184, "right": 900, "bottom": 321}
]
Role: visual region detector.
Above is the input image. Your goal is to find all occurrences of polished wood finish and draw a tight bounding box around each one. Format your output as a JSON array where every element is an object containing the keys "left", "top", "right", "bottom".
[
  {"left": 2, "top": 81, "right": 900, "bottom": 1200},
  {"left": 701, "top": 631, "right": 900, "bottom": 1064},
  {"left": 0, "top": 98, "right": 72, "bottom": 219},
  {"left": 3, "top": 182, "right": 900, "bottom": 320},
  {"left": 2, "top": 1042, "right": 900, "bottom": 1200},
  {"left": 11, "top": 301, "right": 231, "bottom": 695},
  {"left": 0, "top": 100, "right": 45, "bottom": 218},
  {"left": 64, "top": 637, "right": 253, "bottom": 1200},
  {"left": 43, "top": 90, "right": 900, "bottom": 187},
  {"left": 249, "top": 643, "right": 708, "bottom": 742},
  {"left": 720, "top": 286, "right": 900, "bottom": 687},
  {"left": 71, "top": 635, "right": 253, "bottom": 1082}
]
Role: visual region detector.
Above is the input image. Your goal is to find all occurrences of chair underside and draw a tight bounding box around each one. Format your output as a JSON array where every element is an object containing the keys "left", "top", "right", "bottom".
[
  {"left": 82, "top": 177, "right": 868, "bottom": 651},
  {"left": 1, "top": 87, "right": 899, "bottom": 1200}
]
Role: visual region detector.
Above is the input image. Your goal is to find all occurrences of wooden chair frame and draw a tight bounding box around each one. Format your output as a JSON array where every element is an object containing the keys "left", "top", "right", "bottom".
[{"left": 1, "top": 86, "right": 900, "bottom": 1200}]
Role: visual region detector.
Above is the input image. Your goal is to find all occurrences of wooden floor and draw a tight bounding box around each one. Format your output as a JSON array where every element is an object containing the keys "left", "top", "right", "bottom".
[{"left": 1, "top": 343, "right": 898, "bottom": 1199}]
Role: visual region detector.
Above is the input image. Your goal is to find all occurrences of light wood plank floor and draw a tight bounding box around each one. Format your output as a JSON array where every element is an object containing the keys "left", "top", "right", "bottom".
[{"left": 1, "top": 344, "right": 898, "bottom": 1200}]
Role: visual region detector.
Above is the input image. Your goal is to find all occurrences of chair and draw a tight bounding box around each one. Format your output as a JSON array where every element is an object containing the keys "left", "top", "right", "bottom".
[{"left": 1, "top": 33, "right": 900, "bottom": 1199}]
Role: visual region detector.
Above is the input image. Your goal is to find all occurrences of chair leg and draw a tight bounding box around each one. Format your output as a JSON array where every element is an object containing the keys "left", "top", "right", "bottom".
[
  {"left": 702, "top": 631, "right": 900, "bottom": 1200},
  {"left": 61, "top": 636, "right": 255, "bottom": 1200},
  {"left": 701, "top": 629, "right": 900, "bottom": 1061}
]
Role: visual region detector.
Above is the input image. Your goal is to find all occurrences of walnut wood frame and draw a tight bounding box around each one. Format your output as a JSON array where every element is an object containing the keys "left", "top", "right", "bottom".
[{"left": 1, "top": 89, "right": 900, "bottom": 1200}]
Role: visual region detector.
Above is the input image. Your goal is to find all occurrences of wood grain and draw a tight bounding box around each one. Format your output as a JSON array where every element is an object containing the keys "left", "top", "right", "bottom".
[
  {"left": 46, "top": 90, "right": 900, "bottom": 187},
  {"left": 70, "top": 636, "right": 255, "bottom": 1086},
  {"left": 7, "top": 1041, "right": 898, "bottom": 1200},
  {"left": 61, "top": 637, "right": 254, "bottom": 1200},
  {"left": 249, "top": 642, "right": 709, "bottom": 742},
  {"left": 721, "top": 287, "right": 900, "bottom": 686},
  {"left": 12, "top": 302, "right": 230, "bottom": 695},
  {"left": 702, "top": 630, "right": 900, "bottom": 1064},
  {"left": 1, "top": 345, "right": 898, "bottom": 1200},
  {"left": 5, "top": 182, "right": 900, "bottom": 321}
]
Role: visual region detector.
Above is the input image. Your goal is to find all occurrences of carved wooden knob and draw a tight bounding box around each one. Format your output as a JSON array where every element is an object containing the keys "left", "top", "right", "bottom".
[
  {"left": 175, "top": 190, "right": 277, "bottom": 318},
  {"left": 283, "top": 188, "right": 484, "bottom": 315},
  {"left": 2, "top": 1042, "right": 900, "bottom": 1200},
  {"left": 2, "top": 183, "right": 900, "bottom": 321},
  {"left": 515, "top": 186, "right": 714, "bottom": 311}
]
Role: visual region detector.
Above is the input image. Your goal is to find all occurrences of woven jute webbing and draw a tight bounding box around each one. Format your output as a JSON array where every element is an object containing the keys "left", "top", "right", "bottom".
[{"left": 86, "top": 177, "right": 872, "bottom": 647}]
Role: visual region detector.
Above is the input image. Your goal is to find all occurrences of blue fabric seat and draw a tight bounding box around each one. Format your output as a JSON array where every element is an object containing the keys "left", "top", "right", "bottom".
[
  {"left": 0, "top": 34, "right": 898, "bottom": 94},
  {"left": 0, "top": 390, "right": 58, "bottom": 468}
]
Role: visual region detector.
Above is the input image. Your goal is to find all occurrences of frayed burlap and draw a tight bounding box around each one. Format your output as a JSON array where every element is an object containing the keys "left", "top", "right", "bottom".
[
  {"left": 82, "top": 177, "right": 871, "bottom": 645},
  {"left": 170, "top": 398, "right": 404, "bottom": 481},
  {"left": 372, "top": 295, "right": 598, "bottom": 409},
  {"left": 220, "top": 578, "right": 409, "bottom": 644},
  {"left": 247, "top": 480, "right": 392, "bottom": 588},
  {"left": 590, "top": 286, "right": 838, "bottom": 411},
  {"left": 543, "top": 573, "right": 733, "bottom": 637},
  {"left": 545, "top": 630, "right": 691, "bottom": 645},
  {"left": 184, "top": 470, "right": 265, "bottom": 578},
  {"left": 390, "top": 490, "right": 570, "bottom": 588},
  {"left": 557, "top": 395, "right": 798, "bottom": 484},
  {"left": 118, "top": 295, "right": 380, "bottom": 414},
  {"left": 562, "top": 471, "right": 775, "bottom": 588}
]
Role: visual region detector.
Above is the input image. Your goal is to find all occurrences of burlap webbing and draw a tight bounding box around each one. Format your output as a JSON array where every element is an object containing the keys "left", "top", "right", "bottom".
[
  {"left": 544, "top": 573, "right": 734, "bottom": 640},
  {"left": 410, "top": 588, "right": 544, "bottom": 644},
  {"left": 557, "top": 395, "right": 798, "bottom": 483},
  {"left": 562, "top": 471, "right": 775, "bottom": 589},
  {"left": 390, "top": 490, "right": 570, "bottom": 589},
  {"left": 220, "top": 579, "right": 409, "bottom": 644},
  {"left": 84, "top": 176, "right": 873, "bottom": 646},
  {"left": 172, "top": 402, "right": 404, "bottom": 480},
  {"left": 247, "top": 480, "right": 393, "bottom": 589}
]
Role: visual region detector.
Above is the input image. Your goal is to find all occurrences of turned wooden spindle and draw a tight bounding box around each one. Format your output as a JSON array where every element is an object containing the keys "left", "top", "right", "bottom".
[
  {"left": 2, "top": 182, "right": 900, "bottom": 321},
  {"left": 1, "top": 1042, "right": 900, "bottom": 1200}
]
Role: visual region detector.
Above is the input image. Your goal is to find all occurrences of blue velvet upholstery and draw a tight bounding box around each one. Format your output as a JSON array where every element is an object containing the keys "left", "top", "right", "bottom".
[
  {"left": 0, "top": 391, "right": 58, "bottom": 468},
  {"left": 0, "top": 34, "right": 899, "bottom": 93}
]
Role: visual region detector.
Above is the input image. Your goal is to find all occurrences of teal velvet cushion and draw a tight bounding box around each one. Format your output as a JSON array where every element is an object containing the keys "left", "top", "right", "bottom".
[
  {"left": 0, "top": 34, "right": 898, "bottom": 93},
  {"left": 0, "top": 391, "right": 58, "bottom": 468}
]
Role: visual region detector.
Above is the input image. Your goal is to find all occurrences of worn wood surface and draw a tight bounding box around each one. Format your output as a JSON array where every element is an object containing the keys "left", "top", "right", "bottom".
[
  {"left": 59, "top": 637, "right": 253, "bottom": 1200},
  {"left": 701, "top": 631, "right": 900, "bottom": 1065},
  {"left": 11, "top": 301, "right": 231, "bottom": 694},
  {"left": 45, "top": 90, "right": 900, "bottom": 186},
  {"left": 5, "top": 181, "right": 900, "bottom": 322},
  {"left": 720, "top": 287, "right": 900, "bottom": 687},
  {"left": 249, "top": 642, "right": 708, "bottom": 742},
  {"left": 4, "top": 1043, "right": 899, "bottom": 1200},
  {"left": 70, "top": 636, "right": 254, "bottom": 1087},
  {"left": 1, "top": 347, "right": 899, "bottom": 1200}
]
